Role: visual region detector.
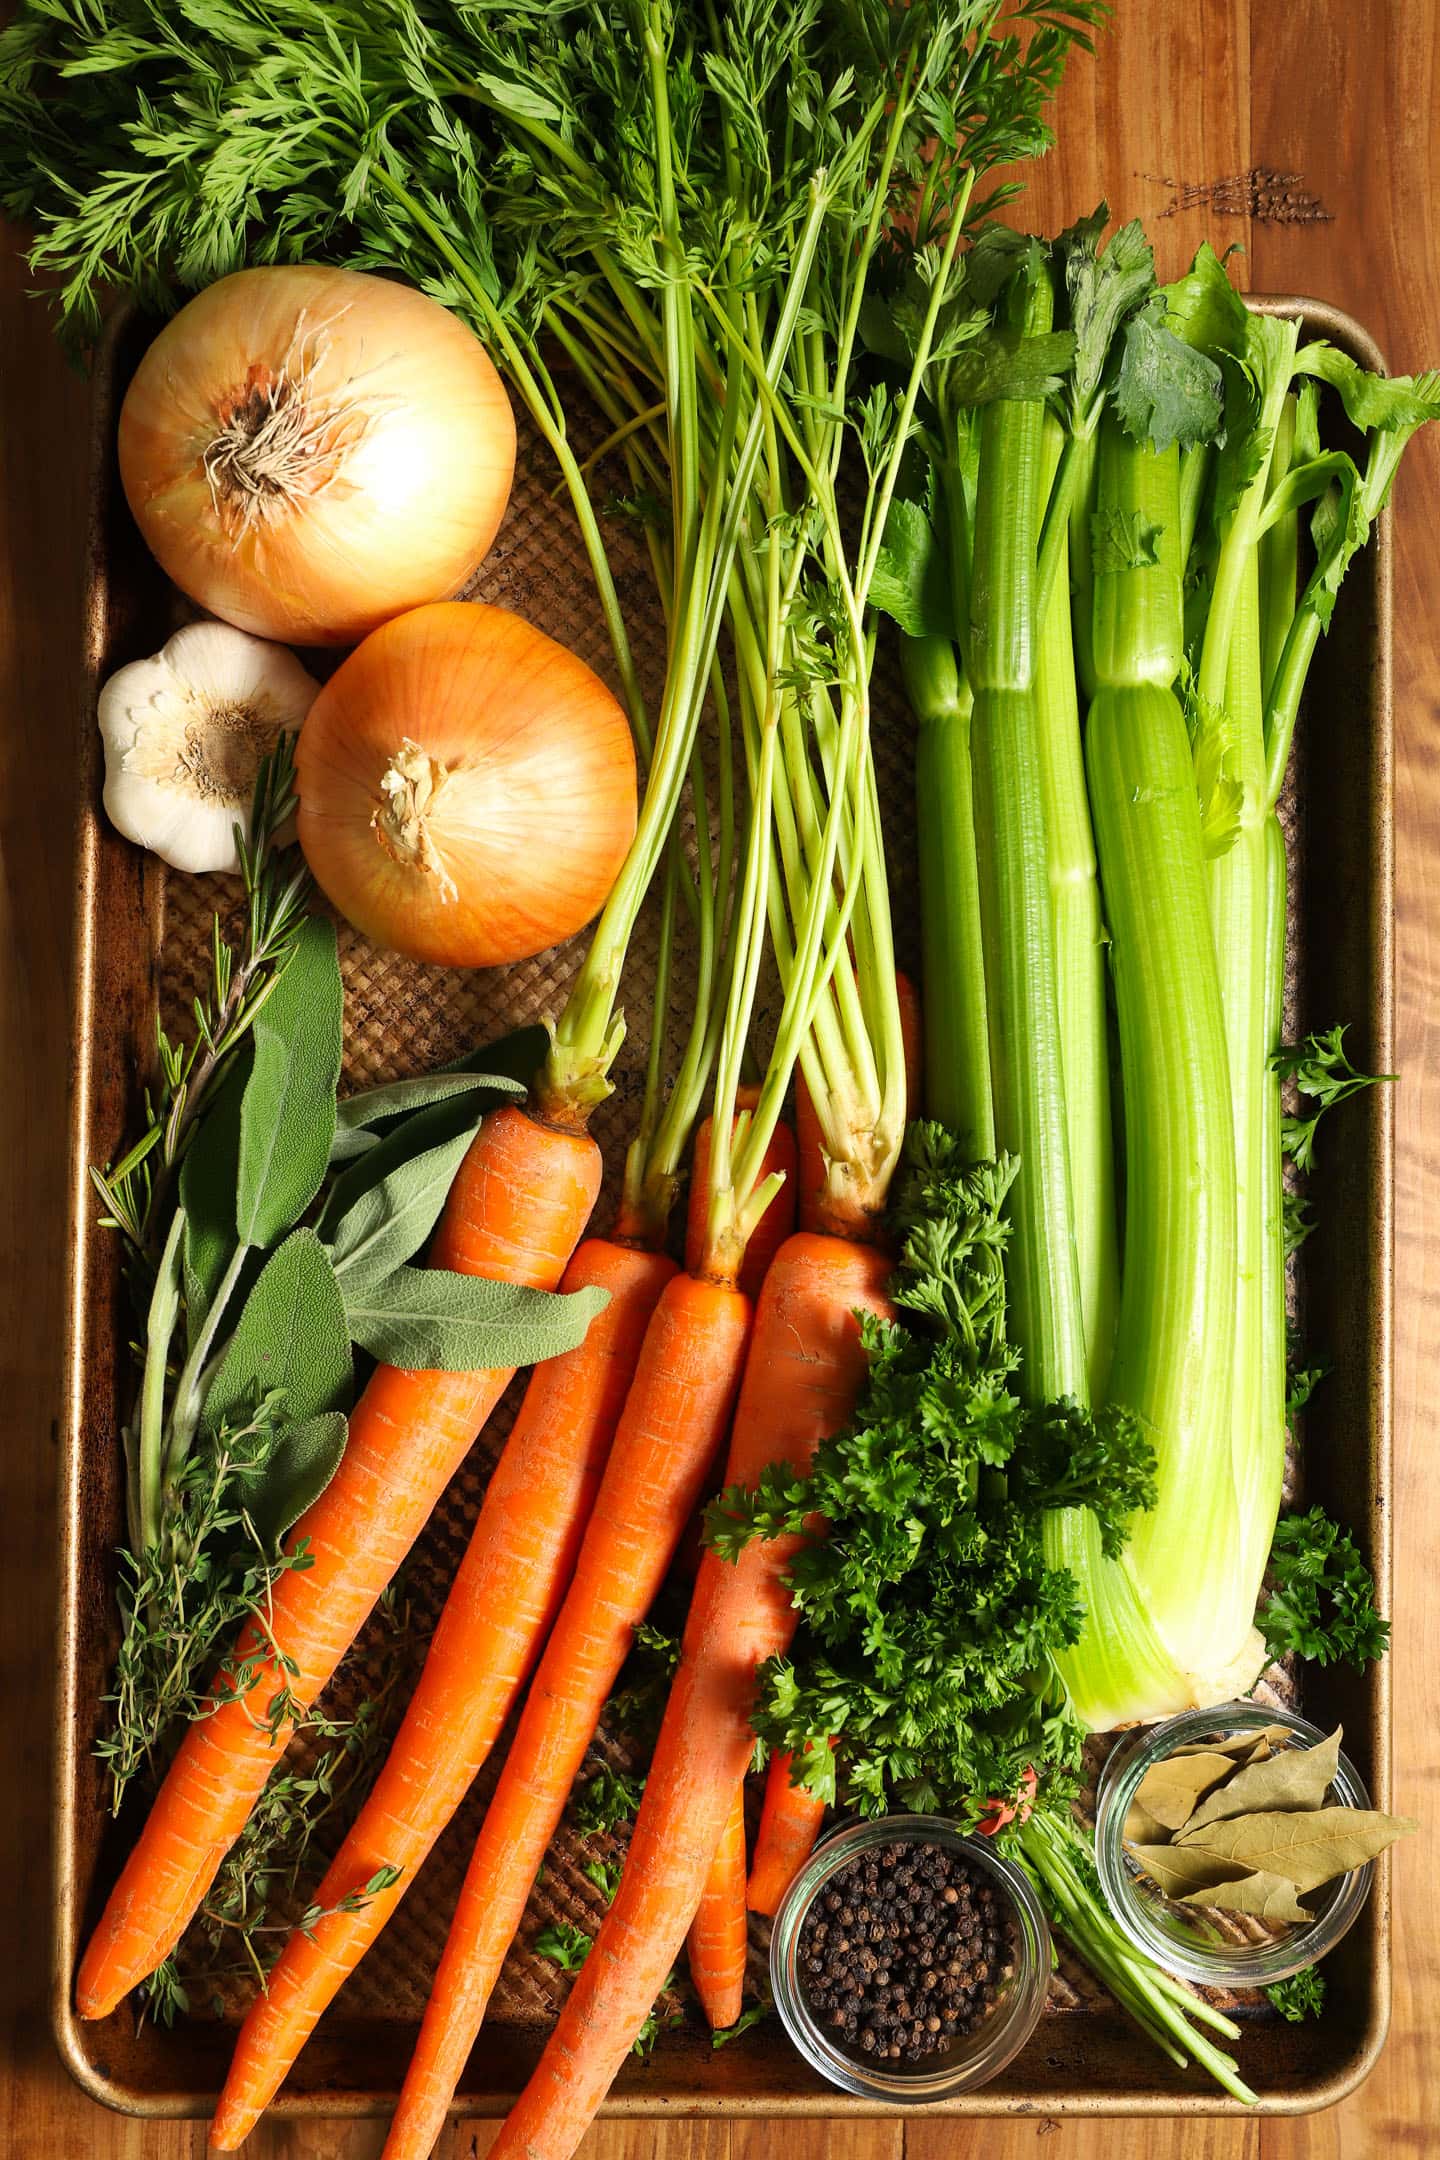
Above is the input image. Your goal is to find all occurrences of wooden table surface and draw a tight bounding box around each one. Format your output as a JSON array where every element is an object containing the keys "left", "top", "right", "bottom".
[{"left": 3, "top": 4, "right": 1436, "bottom": 2155}]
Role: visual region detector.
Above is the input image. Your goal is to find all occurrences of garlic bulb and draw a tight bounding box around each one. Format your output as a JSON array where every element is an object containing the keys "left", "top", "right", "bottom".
[{"left": 98, "top": 621, "right": 320, "bottom": 873}]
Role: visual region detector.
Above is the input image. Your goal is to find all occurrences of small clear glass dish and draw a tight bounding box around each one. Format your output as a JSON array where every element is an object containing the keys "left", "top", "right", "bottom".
[
  {"left": 769, "top": 1813, "right": 1051, "bottom": 2102},
  {"left": 1094, "top": 1700, "right": 1373, "bottom": 1988}
]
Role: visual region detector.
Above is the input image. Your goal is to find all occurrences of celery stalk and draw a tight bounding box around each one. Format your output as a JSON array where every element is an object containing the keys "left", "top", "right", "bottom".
[
  {"left": 1036, "top": 416, "right": 1118, "bottom": 1402},
  {"left": 967, "top": 258, "right": 1086, "bottom": 1403},
  {"left": 1065, "top": 426, "right": 1101, "bottom": 702},
  {"left": 1196, "top": 342, "right": 1299, "bottom": 1642},
  {"left": 903, "top": 633, "right": 995, "bottom": 1161},
  {"left": 1084, "top": 422, "right": 1260, "bottom": 1704},
  {"left": 1204, "top": 550, "right": 1283, "bottom": 1627}
]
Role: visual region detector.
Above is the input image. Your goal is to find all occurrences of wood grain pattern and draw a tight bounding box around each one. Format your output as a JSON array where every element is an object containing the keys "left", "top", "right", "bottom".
[{"left": 1, "top": 2, "right": 1436, "bottom": 2154}]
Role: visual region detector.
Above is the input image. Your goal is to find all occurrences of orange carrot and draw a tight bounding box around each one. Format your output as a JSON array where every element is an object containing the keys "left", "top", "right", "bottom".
[
  {"left": 753, "top": 974, "right": 921, "bottom": 1912},
  {"left": 896, "top": 967, "right": 923, "bottom": 1103},
  {"left": 685, "top": 1778, "right": 748, "bottom": 2031},
  {"left": 685, "top": 1086, "right": 797, "bottom": 1297},
  {"left": 77, "top": 1104, "right": 601, "bottom": 2024},
  {"left": 380, "top": 1267, "right": 752, "bottom": 2160},
  {"left": 746, "top": 1750, "right": 829, "bottom": 1917},
  {"left": 483, "top": 1232, "right": 892, "bottom": 2160},
  {"left": 208, "top": 1239, "right": 675, "bottom": 2149}
]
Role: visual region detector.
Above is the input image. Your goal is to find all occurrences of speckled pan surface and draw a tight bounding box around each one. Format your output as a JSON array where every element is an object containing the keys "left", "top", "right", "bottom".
[{"left": 52, "top": 298, "right": 1392, "bottom": 2120}]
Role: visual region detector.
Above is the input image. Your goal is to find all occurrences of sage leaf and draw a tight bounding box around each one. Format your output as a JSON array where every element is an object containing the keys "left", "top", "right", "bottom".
[
  {"left": 343, "top": 1266, "right": 607, "bottom": 1373},
  {"left": 1179, "top": 1728, "right": 1343, "bottom": 1837},
  {"left": 319, "top": 1092, "right": 491, "bottom": 1250},
  {"left": 1178, "top": 1807, "right": 1417, "bottom": 1893},
  {"left": 326, "top": 1123, "right": 484, "bottom": 1293},
  {"left": 1180, "top": 1871, "right": 1313, "bottom": 1926},
  {"left": 332, "top": 1067, "right": 528, "bottom": 1157},
  {"left": 204, "top": 1228, "right": 352, "bottom": 1436},
  {"left": 1133, "top": 1749, "right": 1237, "bottom": 1832},
  {"left": 236, "top": 918, "right": 343, "bottom": 1249},
  {"left": 241, "top": 1411, "right": 349, "bottom": 1556},
  {"left": 179, "top": 1060, "right": 246, "bottom": 1346},
  {"left": 1128, "top": 1844, "right": 1251, "bottom": 1901}
]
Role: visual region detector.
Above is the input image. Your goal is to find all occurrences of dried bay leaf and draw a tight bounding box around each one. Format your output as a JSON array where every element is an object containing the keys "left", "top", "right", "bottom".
[
  {"left": 1179, "top": 1806, "right": 1416, "bottom": 1893},
  {"left": 1171, "top": 1724, "right": 1292, "bottom": 1763},
  {"left": 1181, "top": 1871, "right": 1313, "bottom": 1925},
  {"left": 1179, "top": 1727, "right": 1343, "bottom": 1836},
  {"left": 1124, "top": 1798, "right": 1174, "bottom": 1846},
  {"left": 1133, "top": 1749, "right": 1238, "bottom": 1831},
  {"left": 1128, "top": 1843, "right": 1251, "bottom": 1901}
]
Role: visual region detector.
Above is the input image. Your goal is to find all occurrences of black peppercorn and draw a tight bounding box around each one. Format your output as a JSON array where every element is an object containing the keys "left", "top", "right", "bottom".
[{"left": 798, "top": 1840, "right": 1020, "bottom": 2069}]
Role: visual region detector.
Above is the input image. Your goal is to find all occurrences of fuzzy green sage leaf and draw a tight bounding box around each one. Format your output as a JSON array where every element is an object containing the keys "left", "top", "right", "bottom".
[
  {"left": 236, "top": 918, "right": 343, "bottom": 1249},
  {"left": 325, "top": 1121, "right": 485, "bottom": 1294},
  {"left": 341, "top": 1266, "right": 606, "bottom": 1375},
  {"left": 179, "top": 1059, "right": 246, "bottom": 1347},
  {"left": 204, "top": 1227, "right": 352, "bottom": 1438},
  {"left": 240, "top": 1410, "right": 349, "bottom": 1555}
]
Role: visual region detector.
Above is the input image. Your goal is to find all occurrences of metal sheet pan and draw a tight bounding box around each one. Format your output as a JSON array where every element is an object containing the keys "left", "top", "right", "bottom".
[{"left": 51, "top": 297, "right": 1393, "bottom": 2121}]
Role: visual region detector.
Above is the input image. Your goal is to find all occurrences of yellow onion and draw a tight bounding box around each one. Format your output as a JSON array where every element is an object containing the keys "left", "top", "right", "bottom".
[
  {"left": 118, "top": 266, "right": 515, "bottom": 646},
  {"left": 297, "top": 603, "right": 637, "bottom": 968}
]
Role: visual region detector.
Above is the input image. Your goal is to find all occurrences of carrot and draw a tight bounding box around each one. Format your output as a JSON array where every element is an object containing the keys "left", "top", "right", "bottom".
[
  {"left": 746, "top": 1749, "right": 829, "bottom": 1917},
  {"left": 77, "top": 1104, "right": 601, "bottom": 2024},
  {"left": 484, "top": 1232, "right": 893, "bottom": 2160},
  {"left": 752, "top": 974, "right": 921, "bottom": 1911},
  {"left": 685, "top": 1086, "right": 797, "bottom": 1297},
  {"left": 380, "top": 1267, "right": 752, "bottom": 2160},
  {"left": 208, "top": 1239, "right": 675, "bottom": 2148},
  {"left": 685, "top": 1778, "right": 748, "bottom": 2031}
]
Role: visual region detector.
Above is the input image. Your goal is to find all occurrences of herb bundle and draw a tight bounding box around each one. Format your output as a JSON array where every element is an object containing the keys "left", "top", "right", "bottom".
[{"left": 94, "top": 755, "right": 602, "bottom": 1819}]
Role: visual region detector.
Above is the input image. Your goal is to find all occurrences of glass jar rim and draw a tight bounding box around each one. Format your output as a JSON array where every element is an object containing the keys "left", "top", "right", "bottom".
[
  {"left": 1093, "top": 1700, "right": 1374, "bottom": 1986},
  {"left": 768, "top": 1812, "right": 1051, "bottom": 2102}
]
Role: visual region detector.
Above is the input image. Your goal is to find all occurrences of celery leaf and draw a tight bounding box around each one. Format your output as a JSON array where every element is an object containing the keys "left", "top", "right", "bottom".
[
  {"left": 1055, "top": 206, "right": 1156, "bottom": 420},
  {"left": 1112, "top": 293, "right": 1225, "bottom": 452},
  {"left": 1294, "top": 345, "right": 1440, "bottom": 433},
  {"left": 870, "top": 495, "right": 954, "bottom": 639}
]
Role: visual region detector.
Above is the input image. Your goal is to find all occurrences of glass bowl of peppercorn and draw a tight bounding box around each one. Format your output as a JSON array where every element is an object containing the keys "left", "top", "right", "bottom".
[{"left": 769, "top": 1814, "right": 1052, "bottom": 2100}]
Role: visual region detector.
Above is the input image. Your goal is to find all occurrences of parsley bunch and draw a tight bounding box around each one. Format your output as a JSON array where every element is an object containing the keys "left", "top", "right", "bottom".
[{"left": 705, "top": 1122, "right": 1157, "bottom": 1826}]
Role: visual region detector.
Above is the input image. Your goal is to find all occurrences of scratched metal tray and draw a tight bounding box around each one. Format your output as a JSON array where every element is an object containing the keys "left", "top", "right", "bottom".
[{"left": 52, "top": 298, "right": 1393, "bottom": 2121}]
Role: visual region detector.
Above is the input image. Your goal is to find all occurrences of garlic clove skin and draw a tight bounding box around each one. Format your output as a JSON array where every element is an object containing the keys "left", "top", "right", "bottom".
[{"left": 98, "top": 620, "right": 320, "bottom": 874}]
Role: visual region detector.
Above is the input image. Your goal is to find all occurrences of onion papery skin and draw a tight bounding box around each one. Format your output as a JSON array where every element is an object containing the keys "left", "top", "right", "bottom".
[
  {"left": 297, "top": 602, "right": 637, "bottom": 969},
  {"left": 119, "top": 266, "right": 516, "bottom": 646}
]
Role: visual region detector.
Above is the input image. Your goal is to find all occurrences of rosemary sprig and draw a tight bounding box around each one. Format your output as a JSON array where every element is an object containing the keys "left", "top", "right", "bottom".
[{"left": 90, "top": 738, "right": 311, "bottom": 1270}]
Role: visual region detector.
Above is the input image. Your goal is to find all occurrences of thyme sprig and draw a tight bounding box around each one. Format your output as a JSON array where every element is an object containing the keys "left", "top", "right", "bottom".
[
  {"left": 98, "top": 1391, "right": 309, "bottom": 1807},
  {"left": 138, "top": 1580, "right": 416, "bottom": 2022}
]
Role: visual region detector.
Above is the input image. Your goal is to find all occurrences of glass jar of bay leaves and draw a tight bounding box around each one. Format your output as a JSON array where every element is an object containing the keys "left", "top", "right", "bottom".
[{"left": 1094, "top": 1702, "right": 1376, "bottom": 1987}]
